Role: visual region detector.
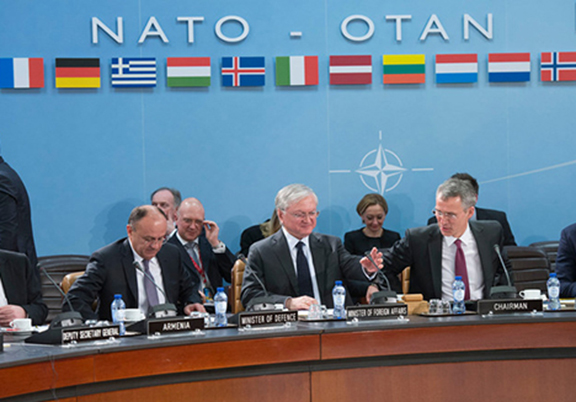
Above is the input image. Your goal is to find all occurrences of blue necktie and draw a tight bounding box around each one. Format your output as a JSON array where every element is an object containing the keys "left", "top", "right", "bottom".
[{"left": 296, "top": 241, "right": 314, "bottom": 297}]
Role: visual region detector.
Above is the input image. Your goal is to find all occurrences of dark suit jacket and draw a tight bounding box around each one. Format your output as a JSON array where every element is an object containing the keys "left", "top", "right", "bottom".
[
  {"left": 0, "top": 157, "right": 37, "bottom": 269},
  {"left": 64, "top": 238, "right": 202, "bottom": 321},
  {"left": 240, "top": 230, "right": 369, "bottom": 308},
  {"left": 557, "top": 223, "right": 576, "bottom": 297},
  {"left": 239, "top": 223, "right": 265, "bottom": 257},
  {"left": 167, "top": 233, "right": 235, "bottom": 291},
  {"left": 428, "top": 206, "right": 516, "bottom": 247},
  {"left": 0, "top": 250, "right": 47, "bottom": 325},
  {"left": 383, "top": 221, "right": 509, "bottom": 301}
]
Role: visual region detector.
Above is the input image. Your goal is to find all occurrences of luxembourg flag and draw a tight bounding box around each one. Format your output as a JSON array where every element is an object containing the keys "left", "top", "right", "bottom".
[
  {"left": 488, "top": 53, "right": 531, "bottom": 82},
  {"left": 435, "top": 54, "right": 478, "bottom": 84},
  {"left": 0, "top": 58, "right": 44, "bottom": 88}
]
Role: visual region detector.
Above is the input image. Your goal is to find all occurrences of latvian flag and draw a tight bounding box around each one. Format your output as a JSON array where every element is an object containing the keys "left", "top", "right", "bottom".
[
  {"left": 222, "top": 57, "right": 265, "bottom": 87},
  {"left": 383, "top": 54, "right": 425, "bottom": 84},
  {"left": 111, "top": 57, "right": 156, "bottom": 87},
  {"left": 541, "top": 52, "right": 576, "bottom": 82},
  {"left": 435, "top": 54, "right": 478, "bottom": 84},
  {"left": 167, "top": 57, "right": 211, "bottom": 87},
  {"left": 0, "top": 58, "right": 44, "bottom": 89},
  {"left": 275, "top": 56, "right": 318, "bottom": 86},
  {"left": 329, "top": 55, "right": 372, "bottom": 85},
  {"left": 488, "top": 53, "right": 530, "bottom": 82},
  {"left": 55, "top": 58, "right": 100, "bottom": 88}
]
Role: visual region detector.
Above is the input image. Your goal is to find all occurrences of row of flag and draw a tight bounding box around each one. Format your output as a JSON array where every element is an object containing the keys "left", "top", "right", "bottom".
[{"left": 0, "top": 52, "right": 575, "bottom": 89}]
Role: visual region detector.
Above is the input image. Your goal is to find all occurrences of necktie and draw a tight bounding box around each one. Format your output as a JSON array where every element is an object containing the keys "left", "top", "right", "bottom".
[
  {"left": 296, "top": 241, "right": 314, "bottom": 297},
  {"left": 454, "top": 239, "right": 471, "bottom": 300},
  {"left": 142, "top": 259, "right": 159, "bottom": 307}
]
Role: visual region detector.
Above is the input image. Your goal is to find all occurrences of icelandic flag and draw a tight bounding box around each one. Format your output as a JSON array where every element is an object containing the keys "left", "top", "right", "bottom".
[
  {"left": 435, "top": 54, "right": 478, "bottom": 84},
  {"left": 0, "top": 58, "right": 44, "bottom": 89},
  {"left": 541, "top": 52, "right": 576, "bottom": 82},
  {"left": 111, "top": 58, "right": 156, "bottom": 87},
  {"left": 488, "top": 53, "right": 531, "bottom": 82},
  {"left": 221, "top": 57, "right": 265, "bottom": 87}
]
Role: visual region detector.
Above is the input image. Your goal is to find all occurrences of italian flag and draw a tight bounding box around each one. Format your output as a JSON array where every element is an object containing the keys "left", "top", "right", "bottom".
[
  {"left": 275, "top": 56, "right": 318, "bottom": 86},
  {"left": 167, "top": 57, "right": 211, "bottom": 87}
]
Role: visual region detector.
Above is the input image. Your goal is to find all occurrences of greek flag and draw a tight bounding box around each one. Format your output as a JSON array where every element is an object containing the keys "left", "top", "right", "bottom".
[{"left": 111, "top": 57, "right": 156, "bottom": 87}]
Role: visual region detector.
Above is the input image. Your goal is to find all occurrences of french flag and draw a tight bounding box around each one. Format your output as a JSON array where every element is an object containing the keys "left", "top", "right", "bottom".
[
  {"left": 0, "top": 58, "right": 44, "bottom": 89},
  {"left": 488, "top": 53, "right": 531, "bottom": 83}
]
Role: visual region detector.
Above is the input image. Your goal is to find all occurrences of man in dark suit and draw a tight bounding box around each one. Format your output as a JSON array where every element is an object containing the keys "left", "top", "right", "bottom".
[
  {"left": 241, "top": 184, "right": 382, "bottom": 310},
  {"left": 168, "top": 198, "right": 235, "bottom": 300},
  {"left": 0, "top": 155, "right": 37, "bottom": 269},
  {"left": 427, "top": 173, "right": 516, "bottom": 246},
  {"left": 64, "top": 205, "right": 204, "bottom": 321},
  {"left": 378, "top": 178, "right": 509, "bottom": 301},
  {"left": 556, "top": 223, "right": 576, "bottom": 297},
  {"left": 151, "top": 187, "right": 181, "bottom": 237},
  {"left": 0, "top": 250, "right": 47, "bottom": 326}
]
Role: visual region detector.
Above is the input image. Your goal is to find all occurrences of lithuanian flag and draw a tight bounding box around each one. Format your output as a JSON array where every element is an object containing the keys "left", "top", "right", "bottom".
[
  {"left": 383, "top": 55, "right": 425, "bottom": 84},
  {"left": 55, "top": 58, "right": 100, "bottom": 88}
]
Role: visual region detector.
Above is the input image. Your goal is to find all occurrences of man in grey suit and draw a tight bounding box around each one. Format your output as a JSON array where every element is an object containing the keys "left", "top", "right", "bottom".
[
  {"left": 241, "top": 184, "right": 382, "bottom": 311},
  {"left": 377, "top": 178, "right": 510, "bottom": 302}
]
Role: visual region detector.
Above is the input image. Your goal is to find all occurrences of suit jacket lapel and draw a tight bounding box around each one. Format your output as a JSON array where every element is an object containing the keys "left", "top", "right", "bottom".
[
  {"left": 470, "top": 221, "right": 492, "bottom": 296},
  {"left": 273, "top": 231, "right": 299, "bottom": 295},
  {"left": 121, "top": 239, "right": 139, "bottom": 304},
  {"left": 428, "top": 228, "right": 443, "bottom": 298},
  {"left": 309, "top": 233, "right": 327, "bottom": 297}
]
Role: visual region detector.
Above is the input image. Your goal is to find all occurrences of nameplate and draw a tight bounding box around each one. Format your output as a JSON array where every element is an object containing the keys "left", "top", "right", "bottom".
[
  {"left": 477, "top": 299, "right": 543, "bottom": 315},
  {"left": 238, "top": 311, "right": 298, "bottom": 328},
  {"left": 147, "top": 317, "right": 204, "bottom": 335},
  {"left": 347, "top": 303, "right": 408, "bottom": 321},
  {"left": 62, "top": 325, "right": 121, "bottom": 345}
]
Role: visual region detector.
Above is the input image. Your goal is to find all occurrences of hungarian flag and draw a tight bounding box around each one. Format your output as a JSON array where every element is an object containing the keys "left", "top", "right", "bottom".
[
  {"left": 167, "top": 57, "right": 211, "bottom": 87},
  {"left": 275, "top": 56, "right": 318, "bottom": 86},
  {"left": 435, "top": 54, "right": 478, "bottom": 84},
  {"left": 55, "top": 58, "right": 100, "bottom": 88},
  {"left": 0, "top": 58, "right": 44, "bottom": 89},
  {"left": 488, "top": 53, "right": 530, "bottom": 82},
  {"left": 329, "top": 55, "right": 372, "bottom": 85},
  {"left": 383, "top": 54, "right": 425, "bottom": 84},
  {"left": 541, "top": 52, "right": 576, "bottom": 82}
]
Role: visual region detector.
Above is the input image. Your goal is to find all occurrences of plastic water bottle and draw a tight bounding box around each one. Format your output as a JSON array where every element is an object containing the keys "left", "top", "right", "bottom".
[
  {"left": 111, "top": 294, "right": 126, "bottom": 335},
  {"left": 547, "top": 273, "right": 561, "bottom": 311},
  {"left": 452, "top": 276, "right": 466, "bottom": 314},
  {"left": 332, "top": 281, "right": 346, "bottom": 319},
  {"left": 214, "top": 287, "right": 228, "bottom": 327}
]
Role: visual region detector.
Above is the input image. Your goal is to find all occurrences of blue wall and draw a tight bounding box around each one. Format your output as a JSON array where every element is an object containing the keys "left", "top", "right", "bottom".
[{"left": 1, "top": 0, "right": 574, "bottom": 256}]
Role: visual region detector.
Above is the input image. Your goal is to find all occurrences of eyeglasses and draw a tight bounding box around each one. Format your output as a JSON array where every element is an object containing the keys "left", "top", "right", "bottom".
[
  {"left": 140, "top": 235, "right": 166, "bottom": 245},
  {"left": 286, "top": 210, "right": 319, "bottom": 220},
  {"left": 432, "top": 209, "right": 458, "bottom": 221}
]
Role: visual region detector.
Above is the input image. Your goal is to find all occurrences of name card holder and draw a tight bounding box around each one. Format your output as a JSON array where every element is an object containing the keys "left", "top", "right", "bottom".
[
  {"left": 147, "top": 316, "right": 205, "bottom": 338},
  {"left": 477, "top": 298, "right": 543, "bottom": 316},
  {"left": 346, "top": 303, "right": 410, "bottom": 325},
  {"left": 62, "top": 324, "right": 121, "bottom": 346},
  {"left": 238, "top": 311, "right": 298, "bottom": 331}
]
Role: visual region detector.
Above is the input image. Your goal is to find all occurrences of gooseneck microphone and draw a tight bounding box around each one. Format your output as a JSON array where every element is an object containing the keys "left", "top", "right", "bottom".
[
  {"left": 489, "top": 244, "right": 518, "bottom": 299},
  {"left": 363, "top": 251, "right": 397, "bottom": 305},
  {"left": 133, "top": 261, "right": 177, "bottom": 317},
  {"left": 237, "top": 254, "right": 275, "bottom": 311},
  {"left": 39, "top": 266, "right": 84, "bottom": 328}
]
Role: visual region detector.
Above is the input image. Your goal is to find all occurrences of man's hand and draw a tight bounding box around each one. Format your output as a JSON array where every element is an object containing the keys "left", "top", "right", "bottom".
[
  {"left": 185, "top": 303, "right": 206, "bottom": 315},
  {"left": 365, "top": 284, "right": 380, "bottom": 304},
  {"left": 286, "top": 296, "right": 318, "bottom": 311},
  {"left": 203, "top": 220, "right": 221, "bottom": 248},
  {"left": 0, "top": 305, "right": 26, "bottom": 327},
  {"left": 360, "top": 247, "right": 383, "bottom": 273}
]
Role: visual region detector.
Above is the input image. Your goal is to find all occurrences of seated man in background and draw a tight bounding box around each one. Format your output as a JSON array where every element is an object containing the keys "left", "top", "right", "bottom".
[
  {"left": 241, "top": 183, "right": 382, "bottom": 311},
  {"left": 151, "top": 187, "right": 181, "bottom": 237},
  {"left": 427, "top": 173, "right": 516, "bottom": 246},
  {"left": 0, "top": 250, "right": 47, "bottom": 326},
  {"left": 168, "top": 198, "right": 235, "bottom": 300},
  {"left": 64, "top": 205, "right": 204, "bottom": 321},
  {"left": 375, "top": 178, "right": 509, "bottom": 302},
  {"left": 556, "top": 222, "right": 576, "bottom": 297}
]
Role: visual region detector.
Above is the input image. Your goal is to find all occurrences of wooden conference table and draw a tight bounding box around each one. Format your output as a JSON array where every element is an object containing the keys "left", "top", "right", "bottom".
[{"left": 1, "top": 311, "right": 576, "bottom": 402}]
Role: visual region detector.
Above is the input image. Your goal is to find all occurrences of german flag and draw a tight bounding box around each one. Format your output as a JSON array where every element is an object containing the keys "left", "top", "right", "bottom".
[{"left": 55, "top": 58, "right": 100, "bottom": 88}]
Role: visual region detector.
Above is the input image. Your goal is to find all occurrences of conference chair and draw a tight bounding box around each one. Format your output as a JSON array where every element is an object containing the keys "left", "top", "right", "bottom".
[
  {"left": 37, "top": 255, "right": 90, "bottom": 323},
  {"left": 401, "top": 267, "right": 410, "bottom": 295},
  {"left": 529, "top": 240, "right": 560, "bottom": 272},
  {"left": 230, "top": 259, "right": 246, "bottom": 314},
  {"left": 505, "top": 246, "right": 551, "bottom": 292},
  {"left": 61, "top": 271, "right": 98, "bottom": 311}
]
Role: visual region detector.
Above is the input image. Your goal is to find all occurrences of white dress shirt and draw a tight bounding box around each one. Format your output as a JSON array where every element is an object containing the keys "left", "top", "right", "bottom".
[
  {"left": 129, "top": 239, "right": 166, "bottom": 314},
  {"left": 441, "top": 224, "right": 484, "bottom": 300},
  {"left": 282, "top": 227, "right": 322, "bottom": 303},
  {"left": 0, "top": 277, "right": 7, "bottom": 307}
]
